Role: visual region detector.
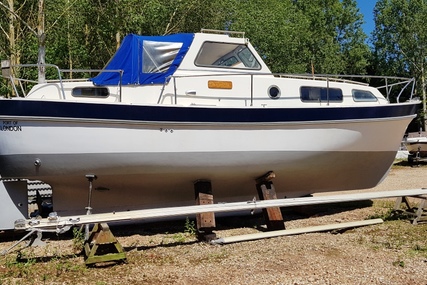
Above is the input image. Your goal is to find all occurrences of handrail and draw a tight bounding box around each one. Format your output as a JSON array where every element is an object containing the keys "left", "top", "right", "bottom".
[
  {"left": 164, "top": 72, "right": 416, "bottom": 105},
  {"left": 200, "top": 29, "right": 245, "bottom": 38},
  {"left": 7, "top": 64, "right": 66, "bottom": 99},
  {"left": 396, "top": 78, "right": 415, "bottom": 103},
  {"left": 250, "top": 74, "right": 254, "bottom": 106},
  {"left": 2, "top": 66, "right": 416, "bottom": 105},
  {"left": 2, "top": 65, "right": 123, "bottom": 101}
]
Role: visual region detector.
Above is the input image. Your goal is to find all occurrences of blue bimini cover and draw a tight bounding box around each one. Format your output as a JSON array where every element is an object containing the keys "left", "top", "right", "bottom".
[{"left": 91, "top": 33, "right": 194, "bottom": 85}]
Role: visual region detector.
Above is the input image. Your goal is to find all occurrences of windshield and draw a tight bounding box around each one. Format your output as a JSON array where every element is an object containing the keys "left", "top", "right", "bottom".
[{"left": 195, "top": 42, "right": 261, "bottom": 70}]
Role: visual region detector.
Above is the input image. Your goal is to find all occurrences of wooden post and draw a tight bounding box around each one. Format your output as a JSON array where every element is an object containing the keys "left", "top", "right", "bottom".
[
  {"left": 194, "top": 180, "right": 216, "bottom": 241},
  {"left": 256, "top": 171, "right": 285, "bottom": 230}
]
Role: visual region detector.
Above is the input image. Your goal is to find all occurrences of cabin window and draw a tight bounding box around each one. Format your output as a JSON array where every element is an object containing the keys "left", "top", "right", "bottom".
[
  {"left": 195, "top": 42, "right": 261, "bottom": 70},
  {"left": 352, "top": 89, "right": 377, "bottom": 102},
  {"left": 300, "top": 87, "right": 343, "bottom": 102},
  {"left": 142, "top": 40, "right": 183, "bottom": 73},
  {"left": 72, "top": 87, "right": 109, "bottom": 97}
]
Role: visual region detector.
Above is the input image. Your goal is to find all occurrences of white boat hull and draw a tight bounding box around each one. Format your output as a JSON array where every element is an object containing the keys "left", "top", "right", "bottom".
[
  {"left": 404, "top": 133, "right": 427, "bottom": 156},
  {"left": 0, "top": 100, "right": 416, "bottom": 218}
]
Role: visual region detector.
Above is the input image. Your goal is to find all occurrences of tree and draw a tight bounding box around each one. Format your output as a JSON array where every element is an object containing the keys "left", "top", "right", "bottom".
[
  {"left": 226, "top": 0, "right": 310, "bottom": 73},
  {"left": 292, "top": 0, "right": 369, "bottom": 75},
  {"left": 226, "top": 0, "right": 369, "bottom": 75},
  {"left": 1, "top": 0, "right": 371, "bottom": 89},
  {"left": 1, "top": 0, "right": 51, "bottom": 84},
  {"left": 372, "top": 0, "right": 427, "bottom": 125}
]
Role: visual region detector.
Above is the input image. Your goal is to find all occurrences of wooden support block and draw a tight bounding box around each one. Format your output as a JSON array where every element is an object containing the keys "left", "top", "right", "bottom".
[
  {"left": 394, "top": 195, "right": 427, "bottom": 225},
  {"left": 194, "top": 180, "right": 216, "bottom": 241},
  {"left": 256, "top": 171, "right": 285, "bottom": 231},
  {"left": 84, "top": 223, "right": 126, "bottom": 266},
  {"left": 413, "top": 196, "right": 427, "bottom": 225},
  {"left": 255, "top": 171, "right": 276, "bottom": 184}
]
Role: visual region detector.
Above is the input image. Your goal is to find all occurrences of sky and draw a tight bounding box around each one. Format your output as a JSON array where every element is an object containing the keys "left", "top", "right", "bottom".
[{"left": 356, "top": 0, "right": 377, "bottom": 36}]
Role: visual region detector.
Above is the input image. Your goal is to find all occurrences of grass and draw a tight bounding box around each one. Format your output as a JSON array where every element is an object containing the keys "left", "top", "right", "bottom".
[
  {"left": 1, "top": 250, "right": 87, "bottom": 284},
  {"left": 0, "top": 218, "right": 200, "bottom": 284},
  {"left": 356, "top": 225, "right": 427, "bottom": 269},
  {"left": 72, "top": 227, "right": 85, "bottom": 253},
  {"left": 3, "top": 206, "right": 426, "bottom": 284},
  {"left": 360, "top": 199, "right": 427, "bottom": 259}
]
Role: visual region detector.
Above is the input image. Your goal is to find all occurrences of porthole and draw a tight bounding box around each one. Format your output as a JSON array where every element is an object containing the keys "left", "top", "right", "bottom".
[
  {"left": 72, "top": 86, "right": 109, "bottom": 98},
  {"left": 268, "top": 85, "right": 281, "bottom": 99}
]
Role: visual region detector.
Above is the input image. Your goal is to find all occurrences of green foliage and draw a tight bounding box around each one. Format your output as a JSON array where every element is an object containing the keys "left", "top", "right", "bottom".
[
  {"left": 2, "top": 251, "right": 36, "bottom": 279},
  {"left": 72, "top": 227, "right": 85, "bottom": 253},
  {"left": 0, "top": 0, "right": 371, "bottom": 76},
  {"left": 184, "top": 217, "right": 196, "bottom": 236},
  {"left": 287, "top": 0, "right": 369, "bottom": 74},
  {"left": 392, "top": 259, "right": 405, "bottom": 267},
  {"left": 227, "top": 0, "right": 310, "bottom": 73},
  {"left": 372, "top": 0, "right": 427, "bottom": 102}
]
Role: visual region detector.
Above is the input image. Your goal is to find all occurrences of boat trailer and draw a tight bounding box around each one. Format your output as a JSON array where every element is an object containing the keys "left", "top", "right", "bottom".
[
  {"left": 1, "top": 172, "right": 427, "bottom": 265},
  {"left": 408, "top": 147, "right": 427, "bottom": 164}
]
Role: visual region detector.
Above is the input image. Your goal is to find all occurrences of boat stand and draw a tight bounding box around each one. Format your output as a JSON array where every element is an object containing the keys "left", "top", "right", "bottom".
[
  {"left": 255, "top": 171, "right": 285, "bottom": 230},
  {"left": 84, "top": 223, "right": 126, "bottom": 266},
  {"left": 394, "top": 194, "right": 427, "bottom": 224},
  {"left": 0, "top": 229, "right": 45, "bottom": 256},
  {"left": 82, "top": 174, "right": 126, "bottom": 265}
]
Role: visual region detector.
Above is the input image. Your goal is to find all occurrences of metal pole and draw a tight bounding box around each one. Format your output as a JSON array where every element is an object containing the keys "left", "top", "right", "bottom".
[
  {"left": 173, "top": 77, "right": 177, "bottom": 104},
  {"left": 85, "top": 174, "right": 97, "bottom": 240},
  {"left": 421, "top": 63, "right": 426, "bottom": 130},
  {"left": 119, "top": 70, "right": 123, "bottom": 102},
  {"left": 250, "top": 74, "right": 253, "bottom": 106}
]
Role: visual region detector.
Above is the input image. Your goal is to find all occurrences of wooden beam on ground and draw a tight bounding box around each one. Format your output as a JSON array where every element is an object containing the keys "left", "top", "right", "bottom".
[{"left": 210, "top": 219, "right": 384, "bottom": 245}]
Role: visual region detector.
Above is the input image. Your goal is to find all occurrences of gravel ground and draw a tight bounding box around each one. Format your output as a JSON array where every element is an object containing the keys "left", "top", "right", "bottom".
[{"left": 1, "top": 164, "right": 427, "bottom": 285}]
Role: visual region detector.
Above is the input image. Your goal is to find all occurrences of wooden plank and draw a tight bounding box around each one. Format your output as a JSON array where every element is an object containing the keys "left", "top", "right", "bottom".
[
  {"left": 211, "top": 219, "right": 384, "bottom": 244},
  {"left": 257, "top": 183, "right": 285, "bottom": 230},
  {"left": 255, "top": 171, "right": 284, "bottom": 230},
  {"left": 20, "top": 188, "right": 427, "bottom": 231}
]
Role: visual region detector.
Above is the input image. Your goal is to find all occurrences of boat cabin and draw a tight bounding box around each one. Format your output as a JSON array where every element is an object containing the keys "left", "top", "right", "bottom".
[{"left": 17, "top": 30, "right": 411, "bottom": 107}]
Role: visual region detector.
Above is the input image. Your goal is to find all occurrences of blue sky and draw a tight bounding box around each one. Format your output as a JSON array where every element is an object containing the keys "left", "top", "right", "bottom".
[{"left": 356, "top": 0, "right": 377, "bottom": 36}]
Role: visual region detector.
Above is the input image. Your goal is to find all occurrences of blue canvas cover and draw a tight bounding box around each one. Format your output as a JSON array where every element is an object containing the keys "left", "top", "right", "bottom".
[{"left": 91, "top": 33, "right": 194, "bottom": 85}]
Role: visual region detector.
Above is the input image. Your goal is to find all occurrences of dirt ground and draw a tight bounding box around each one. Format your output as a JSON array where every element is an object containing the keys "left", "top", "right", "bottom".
[{"left": 1, "top": 163, "right": 427, "bottom": 285}]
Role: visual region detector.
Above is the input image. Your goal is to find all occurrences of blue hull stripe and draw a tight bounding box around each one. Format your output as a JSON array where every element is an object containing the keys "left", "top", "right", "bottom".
[{"left": 0, "top": 100, "right": 419, "bottom": 123}]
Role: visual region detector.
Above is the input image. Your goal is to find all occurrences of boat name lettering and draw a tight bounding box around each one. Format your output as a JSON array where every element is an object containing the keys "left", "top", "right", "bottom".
[
  {"left": 2, "top": 121, "right": 22, "bottom": 131},
  {"left": 160, "top": 128, "right": 174, "bottom": 133}
]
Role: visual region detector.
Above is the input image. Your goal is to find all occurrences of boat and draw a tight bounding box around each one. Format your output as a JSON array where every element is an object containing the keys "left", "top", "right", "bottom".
[
  {"left": 404, "top": 131, "right": 427, "bottom": 162},
  {"left": 0, "top": 29, "right": 420, "bottom": 230}
]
